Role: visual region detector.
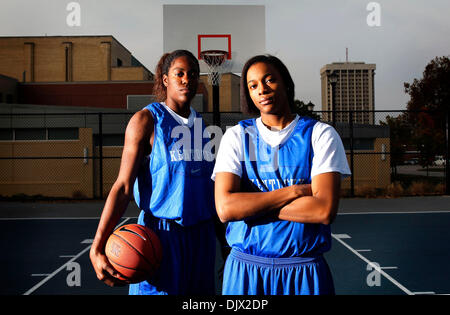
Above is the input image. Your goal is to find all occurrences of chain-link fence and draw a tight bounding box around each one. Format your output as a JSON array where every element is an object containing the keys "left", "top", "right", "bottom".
[
  {"left": 314, "top": 109, "right": 449, "bottom": 197},
  {"left": 0, "top": 109, "right": 448, "bottom": 199},
  {"left": 0, "top": 111, "right": 133, "bottom": 200}
]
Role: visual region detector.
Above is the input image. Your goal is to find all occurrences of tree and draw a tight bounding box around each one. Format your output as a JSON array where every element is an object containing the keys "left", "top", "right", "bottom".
[
  {"left": 292, "top": 100, "right": 321, "bottom": 120},
  {"left": 403, "top": 56, "right": 450, "bottom": 168},
  {"left": 404, "top": 56, "right": 450, "bottom": 113},
  {"left": 380, "top": 114, "right": 412, "bottom": 173}
]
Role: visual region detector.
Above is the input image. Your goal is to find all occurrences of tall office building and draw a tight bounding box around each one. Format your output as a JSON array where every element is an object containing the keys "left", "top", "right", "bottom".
[{"left": 320, "top": 61, "right": 376, "bottom": 124}]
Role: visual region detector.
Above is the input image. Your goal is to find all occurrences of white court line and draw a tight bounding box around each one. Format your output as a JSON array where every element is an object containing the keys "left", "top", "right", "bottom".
[
  {"left": 413, "top": 291, "right": 435, "bottom": 295},
  {"left": 356, "top": 249, "right": 372, "bottom": 252},
  {"left": 331, "top": 233, "right": 414, "bottom": 295},
  {"left": 23, "top": 217, "right": 132, "bottom": 295},
  {"left": 333, "top": 234, "right": 351, "bottom": 239}
]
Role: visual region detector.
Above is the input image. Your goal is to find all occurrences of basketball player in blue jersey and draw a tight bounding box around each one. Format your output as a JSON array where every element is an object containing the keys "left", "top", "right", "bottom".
[
  {"left": 90, "top": 50, "right": 223, "bottom": 294},
  {"left": 213, "top": 55, "right": 351, "bottom": 295}
]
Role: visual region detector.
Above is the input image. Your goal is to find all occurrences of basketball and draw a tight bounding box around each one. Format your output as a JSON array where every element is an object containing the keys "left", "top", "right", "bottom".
[{"left": 105, "top": 224, "right": 162, "bottom": 283}]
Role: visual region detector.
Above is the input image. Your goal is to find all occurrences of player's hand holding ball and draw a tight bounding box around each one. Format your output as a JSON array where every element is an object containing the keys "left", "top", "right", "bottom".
[
  {"left": 105, "top": 224, "right": 162, "bottom": 283},
  {"left": 90, "top": 224, "right": 162, "bottom": 286}
]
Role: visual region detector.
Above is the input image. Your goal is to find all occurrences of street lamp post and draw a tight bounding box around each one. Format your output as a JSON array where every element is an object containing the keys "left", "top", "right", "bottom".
[{"left": 328, "top": 71, "right": 338, "bottom": 127}]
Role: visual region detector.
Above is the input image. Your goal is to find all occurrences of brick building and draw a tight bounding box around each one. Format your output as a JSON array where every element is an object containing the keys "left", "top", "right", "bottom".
[
  {"left": 0, "top": 35, "right": 213, "bottom": 111},
  {"left": 0, "top": 35, "right": 152, "bottom": 83}
]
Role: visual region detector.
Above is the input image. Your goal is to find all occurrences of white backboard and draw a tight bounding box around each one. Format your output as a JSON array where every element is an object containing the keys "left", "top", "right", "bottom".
[{"left": 163, "top": 5, "right": 266, "bottom": 74}]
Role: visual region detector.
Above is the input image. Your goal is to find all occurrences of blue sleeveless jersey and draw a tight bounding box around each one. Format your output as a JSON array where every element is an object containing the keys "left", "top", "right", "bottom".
[
  {"left": 133, "top": 103, "right": 215, "bottom": 227},
  {"left": 226, "top": 117, "right": 331, "bottom": 258}
]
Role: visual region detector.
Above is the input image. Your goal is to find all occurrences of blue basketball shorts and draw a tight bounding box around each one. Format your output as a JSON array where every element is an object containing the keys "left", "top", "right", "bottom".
[
  {"left": 129, "top": 211, "right": 216, "bottom": 295},
  {"left": 222, "top": 248, "right": 335, "bottom": 295}
]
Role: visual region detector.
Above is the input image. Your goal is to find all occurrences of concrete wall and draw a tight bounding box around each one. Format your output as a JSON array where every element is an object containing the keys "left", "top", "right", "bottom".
[
  {"left": 0, "top": 128, "right": 94, "bottom": 198},
  {"left": 94, "top": 146, "right": 122, "bottom": 198},
  {"left": 342, "top": 137, "right": 391, "bottom": 190},
  {"left": 200, "top": 72, "right": 241, "bottom": 112}
]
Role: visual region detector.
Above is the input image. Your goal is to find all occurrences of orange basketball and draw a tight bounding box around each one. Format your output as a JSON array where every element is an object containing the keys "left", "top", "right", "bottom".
[{"left": 105, "top": 224, "right": 162, "bottom": 283}]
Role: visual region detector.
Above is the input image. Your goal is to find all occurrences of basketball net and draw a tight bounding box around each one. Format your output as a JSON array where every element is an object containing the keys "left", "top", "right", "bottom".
[{"left": 200, "top": 50, "right": 230, "bottom": 86}]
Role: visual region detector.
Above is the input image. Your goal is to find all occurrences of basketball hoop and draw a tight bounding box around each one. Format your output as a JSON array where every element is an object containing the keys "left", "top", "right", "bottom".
[{"left": 200, "top": 50, "right": 230, "bottom": 86}]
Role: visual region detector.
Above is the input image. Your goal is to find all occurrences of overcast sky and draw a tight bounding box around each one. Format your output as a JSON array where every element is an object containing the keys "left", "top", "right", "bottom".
[{"left": 1, "top": 0, "right": 449, "bottom": 112}]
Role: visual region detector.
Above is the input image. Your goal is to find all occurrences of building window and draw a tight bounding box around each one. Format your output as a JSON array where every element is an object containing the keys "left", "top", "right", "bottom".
[
  {"left": 0, "top": 129, "right": 13, "bottom": 140},
  {"left": 48, "top": 128, "right": 79, "bottom": 140},
  {"left": 94, "top": 134, "right": 125, "bottom": 146},
  {"left": 0, "top": 128, "right": 79, "bottom": 141},
  {"left": 117, "top": 58, "right": 123, "bottom": 67},
  {"left": 343, "top": 138, "right": 375, "bottom": 150},
  {"left": 15, "top": 128, "right": 46, "bottom": 140}
]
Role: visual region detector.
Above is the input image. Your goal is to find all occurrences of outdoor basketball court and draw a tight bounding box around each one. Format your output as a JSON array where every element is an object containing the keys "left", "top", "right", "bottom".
[{"left": 1, "top": 196, "right": 449, "bottom": 295}]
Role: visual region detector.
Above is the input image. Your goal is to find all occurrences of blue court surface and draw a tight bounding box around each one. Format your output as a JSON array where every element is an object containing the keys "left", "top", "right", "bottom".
[{"left": 1, "top": 197, "right": 449, "bottom": 295}]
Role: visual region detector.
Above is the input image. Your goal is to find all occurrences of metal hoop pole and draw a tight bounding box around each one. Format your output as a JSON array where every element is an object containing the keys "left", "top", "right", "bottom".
[{"left": 212, "top": 73, "right": 220, "bottom": 128}]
